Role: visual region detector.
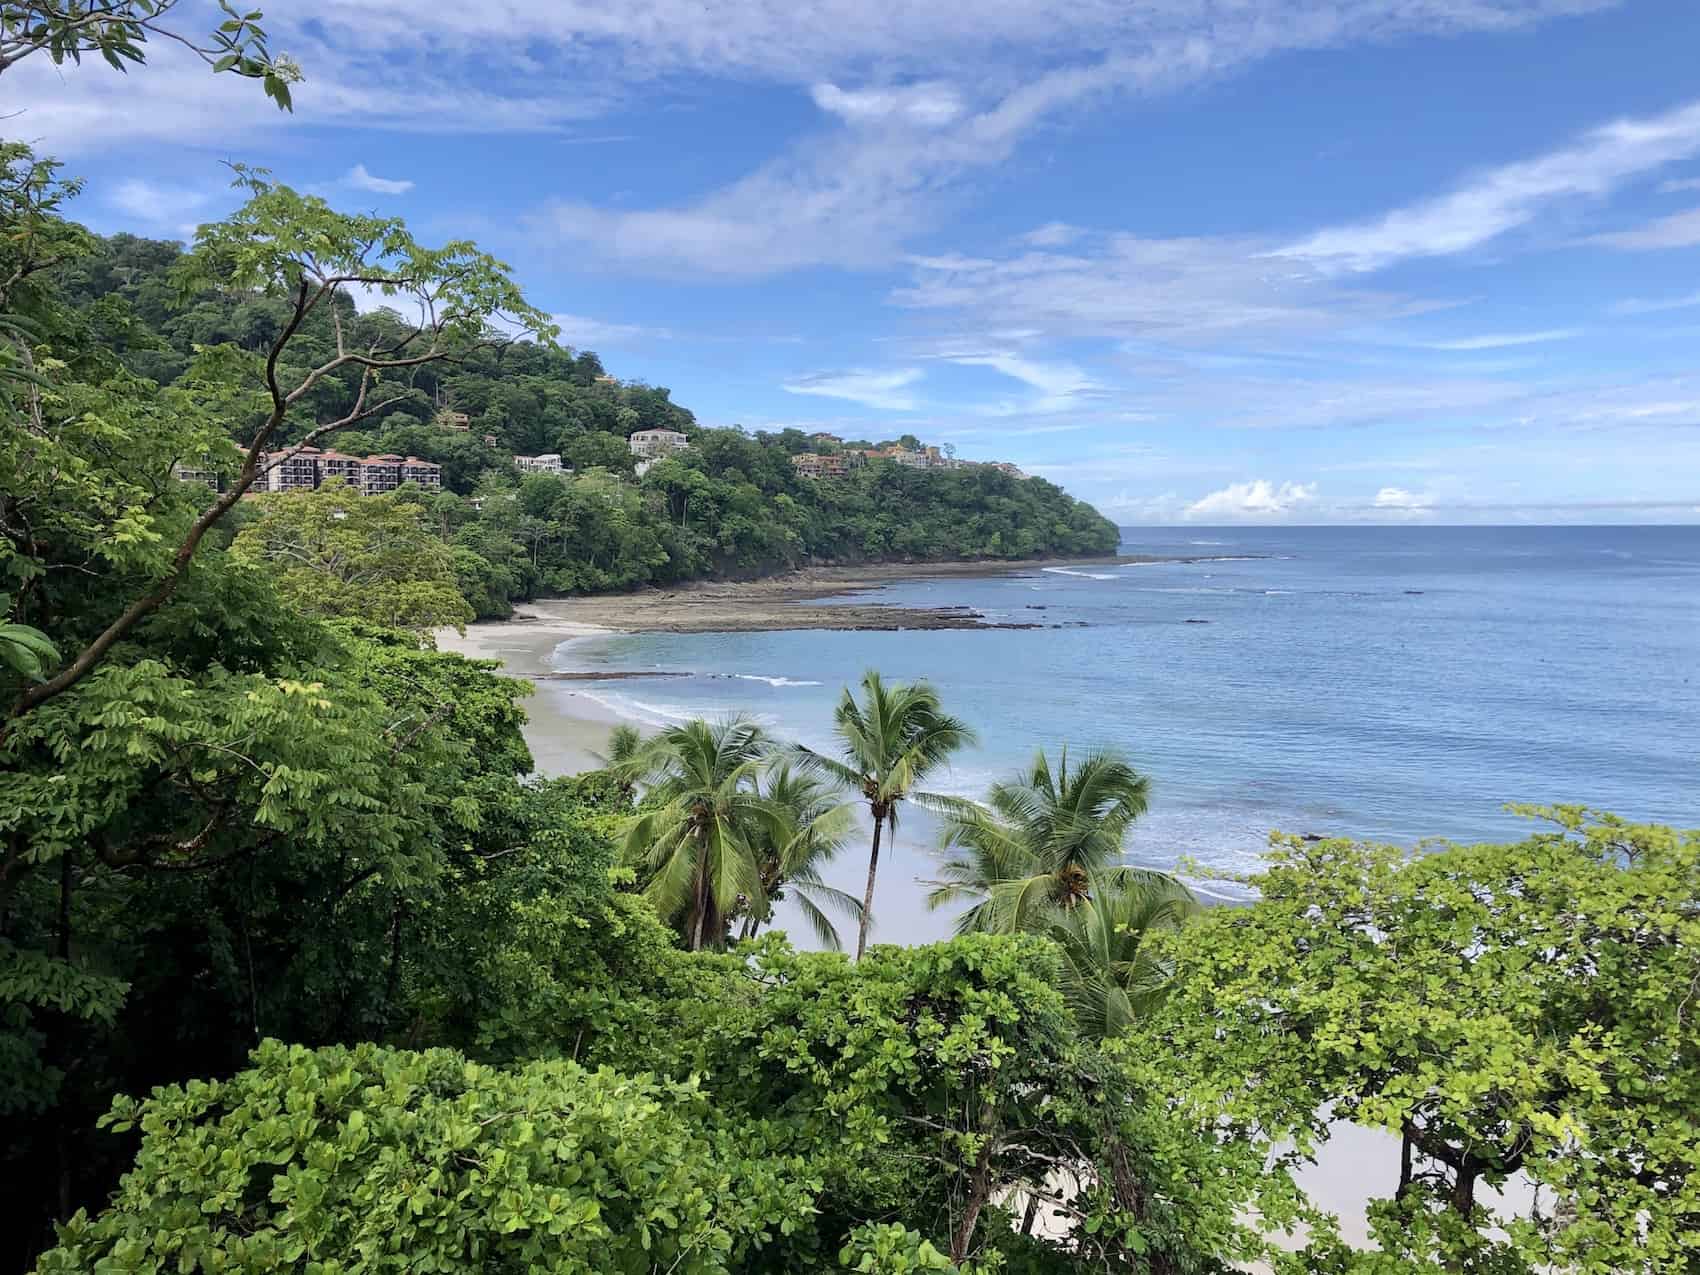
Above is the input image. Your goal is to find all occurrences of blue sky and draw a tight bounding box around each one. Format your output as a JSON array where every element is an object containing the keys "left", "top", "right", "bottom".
[{"left": 10, "top": 0, "right": 1700, "bottom": 522}]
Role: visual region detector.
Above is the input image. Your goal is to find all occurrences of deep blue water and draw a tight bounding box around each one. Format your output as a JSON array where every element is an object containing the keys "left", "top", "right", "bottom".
[{"left": 549, "top": 526, "right": 1700, "bottom": 939}]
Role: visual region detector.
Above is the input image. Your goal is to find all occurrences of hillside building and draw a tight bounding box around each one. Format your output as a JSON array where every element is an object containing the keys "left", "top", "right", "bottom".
[
  {"left": 514, "top": 453, "right": 566, "bottom": 474},
  {"left": 629, "top": 428, "right": 689, "bottom": 459}
]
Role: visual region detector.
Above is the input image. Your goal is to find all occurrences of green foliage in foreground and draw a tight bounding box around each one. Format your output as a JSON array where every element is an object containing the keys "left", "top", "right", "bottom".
[
  {"left": 38, "top": 1041, "right": 819, "bottom": 1275},
  {"left": 1135, "top": 811, "right": 1700, "bottom": 1272}
]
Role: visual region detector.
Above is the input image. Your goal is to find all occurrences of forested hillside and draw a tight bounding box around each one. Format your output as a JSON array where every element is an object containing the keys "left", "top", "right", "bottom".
[{"left": 63, "top": 233, "right": 1120, "bottom": 614}]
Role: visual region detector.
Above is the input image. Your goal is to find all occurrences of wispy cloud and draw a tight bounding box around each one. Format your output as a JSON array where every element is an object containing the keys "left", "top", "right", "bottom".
[
  {"left": 527, "top": 2, "right": 1613, "bottom": 276},
  {"left": 1658, "top": 176, "right": 1700, "bottom": 193},
  {"left": 1372, "top": 486, "right": 1434, "bottom": 511},
  {"left": 552, "top": 313, "right": 671, "bottom": 346},
  {"left": 1271, "top": 99, "right": 1700, "bottom": 273},
  {"left": 344, "top": 163, "right": 414, "bottom": 194},
  {"left": 1586, "top": 205, "right": 1700, "bottom": 250},
  {"left": 783, "top": 368, "right": 923, "bottom": 411},
  {"left": 934, "top": 349, "right": 1097, "bottom": 412},
  {"left": 811, "top": 81, "right": 964, "bottom": 127},
  {"left": 1417, "top": 329, "right": 1579, "bottom": 350},
  {"left": 1609, "top": 289, "right": 1700, "bottom": 316},
  {"left": 1023, "top": 222, "right": 1084, "bottom": 247},
  {"left": 1185, "top": 479, "right": 1317, "bottom": 520},
  {"left": 107, "top": 178, "right": 212, "bottom": 228}
]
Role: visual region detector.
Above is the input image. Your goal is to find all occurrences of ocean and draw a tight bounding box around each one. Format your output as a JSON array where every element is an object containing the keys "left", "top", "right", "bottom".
[{"left": 548, "top": 525, "right": 1700, "bottom": 941}]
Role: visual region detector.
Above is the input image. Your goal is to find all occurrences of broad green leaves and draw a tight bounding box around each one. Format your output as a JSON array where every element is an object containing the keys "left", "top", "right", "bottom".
[
  {"left": 1136, "top": 814, "right": 1700, "bottom": 1272},
  {"left": 36, "top": 1039, "right": 820, "bottom": 1275}
]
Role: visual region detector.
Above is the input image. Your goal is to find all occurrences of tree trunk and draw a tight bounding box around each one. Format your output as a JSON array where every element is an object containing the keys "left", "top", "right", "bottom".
[
  {"left": 950, "top": 1130, "right": 997, "bottom": 1264},
  {"left": 855, "top": 814, "right": 884, "bottom": 960}
]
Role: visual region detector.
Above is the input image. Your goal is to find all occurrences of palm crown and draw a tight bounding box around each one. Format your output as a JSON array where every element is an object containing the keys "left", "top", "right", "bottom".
[
  {"left": 796, "top": 670, "right": 975, "bottom": 958},
  {"left": 618, "top": 717, "right": 785, "bottom": 951},
  {"left": 930, "top": 747, "right": 1160, "bottom": 932}
]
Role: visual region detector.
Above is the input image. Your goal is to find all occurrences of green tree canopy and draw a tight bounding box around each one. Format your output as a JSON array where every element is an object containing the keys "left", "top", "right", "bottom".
[
  {"left": 1135, "top": 810, "right": 1700, "bottom": 1272},
  {"left": 231, "top": 484, "right": 475, "bottom": 631}
]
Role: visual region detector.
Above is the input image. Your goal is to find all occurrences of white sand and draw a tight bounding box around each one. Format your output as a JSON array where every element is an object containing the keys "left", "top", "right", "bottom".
[{"left": 434, "top": 613, "right": 637, "bottom": 776}]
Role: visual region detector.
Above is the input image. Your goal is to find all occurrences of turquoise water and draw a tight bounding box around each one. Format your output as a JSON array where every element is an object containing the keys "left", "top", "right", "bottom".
[{"left": 549, "top": 526, "right": 1700, "bottom": 939}]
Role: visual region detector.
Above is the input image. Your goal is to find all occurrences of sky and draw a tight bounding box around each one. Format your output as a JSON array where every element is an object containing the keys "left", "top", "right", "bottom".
[{"left": 9, "top": 0, "right": 1700, "bottom": 524}]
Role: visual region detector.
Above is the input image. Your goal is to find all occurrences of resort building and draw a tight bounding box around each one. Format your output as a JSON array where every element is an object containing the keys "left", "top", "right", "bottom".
[
  {"left": 514, "top": 453, "right": 566, "bottom": 474},
  {"left": 791, "top": 452, "right": 851, "bottom": 478},
  {"left": 398, "top": 457, "right": 443, "bottom": 490},
  {"left": 886, "top": 448, "right": 930, "bottom": 469},
  {"left": 252, "top": 447, "right": 441, "bottom": 495},
  {"left": 258, "top": 448, "right": 321, "bottom": 492},
  {"left": 358, "top": 454, "right": 405, "bottom": 496},
  {"left": 316, "top": 450, "right": 364, "bottom": 488},
  {"left": 171, "top": 462, "right": 221, "bottom": 490},
  {"left": 629, "top": 428, "right": 689, "bottom": 459},
  {"left": 989, "top": 462, "right": 1030, "bottom": 480},
  {"left": 435, "top": 410, "right": 471, "bottom": 431}
]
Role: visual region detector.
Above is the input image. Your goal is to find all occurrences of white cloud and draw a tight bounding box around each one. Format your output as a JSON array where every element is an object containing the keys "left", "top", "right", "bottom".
[
  {"left": 1418, "top": 329, "right": 1579, "bottom": 350},
  {"left": 526, "top": 2, "right": 1612, "bottom": 276},
  {"left": 107, "top": 178, "right": 211, "bottom": 226},
  {"left": 1185, "top": 479, "right": 1317, "bottom": 520},
  {"left": 811, "top": 82, "right": 964, "bottom": 127},
  {"left": 1587, "top": 205, "right": 1700, "bottom": 251},
  {"left": 1271, "top": 98, "right": 1700, "bottom": 273},
  {"left": 783, "top": 368, "right": 923, "bottom": 411},
  {"left": 1023, "top": 222, "right": 1084, "bottom": 247},
  {"left": 551, "top": 313, "right": 671, "bottom": 346},
  {"left": 896, "top": 231, "right": 1429, "bottom": 344},
  {"left": 344, "top": 163, "right": 414, "bottom": 194},
  {"left": 1609, "top": 289, "right": 1700, "bottom": 316},
  {"left": 935, "top": 350, "right": 1096, "bottom": 412},
  {"left": 1373, "top": 486, "right": 1434, "bottom": 510}
]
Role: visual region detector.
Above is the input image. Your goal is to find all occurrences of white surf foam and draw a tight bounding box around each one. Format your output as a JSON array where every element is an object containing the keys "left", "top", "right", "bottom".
[
  {"left": 731, "top": 674, "right": 824, "bottom": 688},
  {"left": 1042, "top": 566, "right": 1118, "bottom": 581}
]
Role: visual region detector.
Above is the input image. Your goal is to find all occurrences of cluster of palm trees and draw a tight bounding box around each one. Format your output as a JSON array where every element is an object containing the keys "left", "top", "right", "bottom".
[{"left": 606, "top": 670, "right": 1196, "bottom": 1036}]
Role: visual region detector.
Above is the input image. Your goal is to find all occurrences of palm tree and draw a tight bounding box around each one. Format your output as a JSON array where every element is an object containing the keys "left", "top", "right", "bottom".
[
  {"left": 618, "top": 717, "right": 785, "bottom": 952},
  {"left": 1045, "top": 877, "right": 1197, "bottom": 1039},
  {"left": 595, "top": 722, "right": 646, "bottom": 801},
  {"left": 736, "top": 762, "right": 863, "bottom": 950},
  {"left": 928, "top": 747, "right": 1161, "bottom": 934},
  {"left": 797, "top": 670, "right": 975, "bottom": 959}
]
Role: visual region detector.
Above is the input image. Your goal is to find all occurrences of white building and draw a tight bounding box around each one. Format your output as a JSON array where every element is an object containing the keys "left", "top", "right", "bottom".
[
  {"left": 628, "top": 428, "right": 689, "bottom": 459},
  {"left": 171, "top": 462, "right": 221, "bottom": 490},
  {"left": 514, "top": 453, "right": 566, "bottom": 474}
]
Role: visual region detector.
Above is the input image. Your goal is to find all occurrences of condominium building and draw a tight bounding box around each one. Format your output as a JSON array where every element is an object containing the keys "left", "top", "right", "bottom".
[
  {"left": 258, "top": 447, "right": 321, "bottom": 492},
  {"left": 435, "top": 410, "right": 471, "bottom": 431},
  {"left": 398, "top": 457, "right": 443, "bottom": 490},
  {"left": 253, "top": 447, "right": 441, "bottom": 495},
  {"left": 514, "top": 453, "right": 566, "bottom": 474},
  {"left": 316, "top": 450, "right": 363, "bottom": 488},
  {"left": 171, "top": 462, "right": 221, "bottom": 490},
  {"left": 791, "top": 452, "right": 851, "bottom": 478},
  {"left": 629, "top": 428, "right": 689, "bottom": 459}
]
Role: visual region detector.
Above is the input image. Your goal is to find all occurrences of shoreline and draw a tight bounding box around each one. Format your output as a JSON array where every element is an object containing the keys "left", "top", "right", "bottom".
[
  {"left": 480, "top": 554, "right": 1217, "bottom": 636},
  {"left": 434, "top": 617, "right": 631, "bottom": 776},
  {"left": 433, "top": 554, "right": 1228, "bottom": 777}
]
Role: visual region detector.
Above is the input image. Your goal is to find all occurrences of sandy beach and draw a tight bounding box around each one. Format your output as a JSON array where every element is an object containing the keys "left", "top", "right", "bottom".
[{"left": 435, "top": 615, "right": 631, "bottom": 775}]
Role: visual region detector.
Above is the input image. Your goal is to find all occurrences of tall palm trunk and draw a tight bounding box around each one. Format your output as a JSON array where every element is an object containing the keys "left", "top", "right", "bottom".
[{"left": 856, "top": 813, "right": 884, "bottom": 959}]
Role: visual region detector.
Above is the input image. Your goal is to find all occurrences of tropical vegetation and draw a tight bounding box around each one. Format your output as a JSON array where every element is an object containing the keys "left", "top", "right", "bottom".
[{"left": 5, "top": 18, "right": 1699, "bottom": 1274}]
